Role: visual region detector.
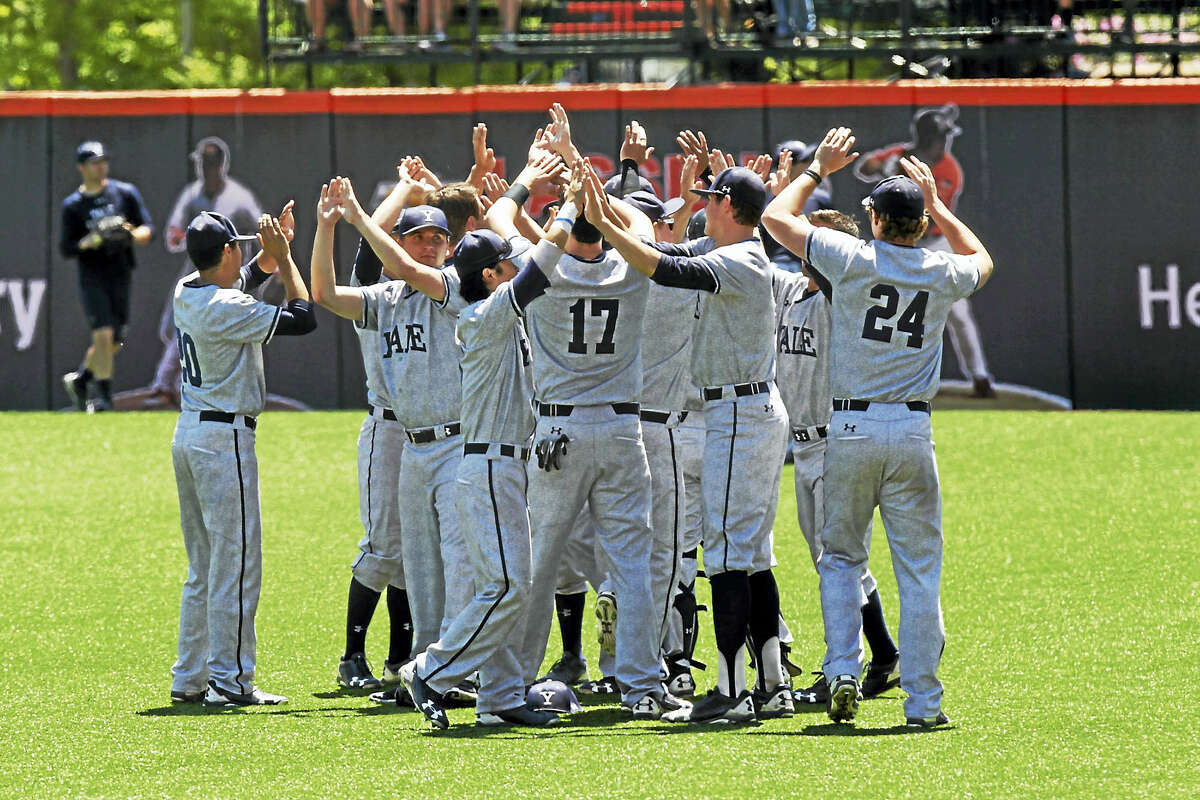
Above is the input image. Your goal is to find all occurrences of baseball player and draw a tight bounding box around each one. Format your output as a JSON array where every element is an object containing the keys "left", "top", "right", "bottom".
[
  {"left": 309, "top": 175, "right": 476, "bottom": 705},
  {"left": 854, "top": 105, "right": 995, "bottom": 397},
  {"left": 336, "top": 172, "right": 452, "bottom": 694},
  {"left": 762, "top": 127, "right": 994, "bottom": 727},
  {"left": 400, "top": 154, "right": 575, "bottom": 730},
  {"left": 585, "top": 162, "right": 793, "bottom": 724},
  {"left": 150, "top": 137, "right": 263, "bottom": 408},
  {"left": 510, "top": 105, "right": 688, "bottom": 720},
  {"left": 169, "top": 211, "right": 317, "bottom": 707},
  {"left": 60, "top": 140, "right": 154, "bottom": 413},
  {"left": 768, "top": 208, "right": 900, "bottom": 706}
]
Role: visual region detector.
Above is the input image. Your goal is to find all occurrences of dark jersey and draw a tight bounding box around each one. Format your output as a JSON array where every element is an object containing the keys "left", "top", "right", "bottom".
[{"left": 60, "top": 179, "right": 153, "bottom": 273}]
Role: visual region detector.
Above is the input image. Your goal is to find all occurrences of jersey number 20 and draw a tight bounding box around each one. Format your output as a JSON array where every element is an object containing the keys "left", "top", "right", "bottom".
[
  {"left": 861, "top": 284, "right": 929, "bottom": 349},
  {"left": 567, "top": 298, "right": 620, "bottom": 354},
  {"left": 176, "top": 329, "right": 203, "bottom": 387}
]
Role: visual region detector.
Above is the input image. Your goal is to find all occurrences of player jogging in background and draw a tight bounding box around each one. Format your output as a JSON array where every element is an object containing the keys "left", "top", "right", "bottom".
[
  {"left": 762, "top": 126, "right": 994, "bottom": 728},
  {"left": 767, "top": 209, "right": 900, "bottom": 707},
  {"left": 586, "top": 161, "right": 793, "bottom": 724},
  {"left": 168, "top": 211, "right": 317, "bottom": 707}
]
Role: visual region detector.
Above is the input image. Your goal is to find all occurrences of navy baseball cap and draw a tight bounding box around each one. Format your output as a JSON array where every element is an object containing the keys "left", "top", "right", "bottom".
[
  {"left": 393, "top": 205, "right": 451, "bottom": 237},
  {"left": 685, "top": 208, "right": 707, "bottom": 240},
  {"left": 76, "top": 141, "right": 108, "bottom": 164},
  {"left": 862, "top": 176, "right": 926, "bottom": 219},
  {"left": 452, "top": 229, "right": 533, "bottom": 277},
  {"left": 624, "top": 190, "right": 686, "bottom": 223},
  {"left": 692, "top": 167, "right": 769, "bottom": 217},
  {"left": 603, "top": 173, "right": 656, "bottom": 197},
  {"left": 776, "top": 139, "right": 818, "bottom": 164},
  {"left": 186, "top": 211, "right": 257, "bottom": 268}
]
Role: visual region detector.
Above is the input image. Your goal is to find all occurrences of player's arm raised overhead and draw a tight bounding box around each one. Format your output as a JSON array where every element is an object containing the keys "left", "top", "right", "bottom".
[
  {"left": 335, "top": 174, "right": 452, "bottom": 303},
  {"left": 761, "top": 126, "right": 859, "bottom": 265},
  {"left": 310, "top": 180, "right": 367, "bottom": 321},
  {"left": 355, "top": 159, "right": 439, "bottom": 284},
  {"left": 486, "top": 146, "right": 566, "bottom": 238},
  {"left": 258, "top": 212, "right": 318, "bottom": 335},
  {"left": 899, "top": 155, "right": 994, "bottom": 288}
]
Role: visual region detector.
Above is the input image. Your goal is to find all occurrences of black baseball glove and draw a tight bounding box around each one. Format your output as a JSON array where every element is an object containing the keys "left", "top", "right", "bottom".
[
  {"left": 535, "top": 433, "right": 570, "bottom": 472},
  {"left": 95, "top": 214, "right": 132, "bottom": 245}
]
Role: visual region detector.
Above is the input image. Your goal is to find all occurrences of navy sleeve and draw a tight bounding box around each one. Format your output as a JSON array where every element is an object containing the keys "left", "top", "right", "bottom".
[
  {"left": 511, "top": 261, "right": 551, "bottom": 310},
  {"left": 651, "top": 254, "right": 719, "bottom": 293},
  {"left": 239, "top": 257, "right": 273, "bottom": 294},
  {"left": 352, "top": 237, "right": 383, "bottom": 285},
  {"left": 272, "top": 299, "right": 318, "bottom": 336},
  {"left": 649, "top": 239, "right": 703, "bottom": 257},
  {"left": 123, "top": 183, "right": 154, "bottom": 237},
  {"left": 59, "top": 197, "right": 85, "bottom": 258}
]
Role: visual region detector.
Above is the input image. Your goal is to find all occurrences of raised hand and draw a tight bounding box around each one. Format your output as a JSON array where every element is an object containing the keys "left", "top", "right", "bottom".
[
  {"left": 467, "top": 123, "right": 498, "bottom": 189},
  {"left": 565, "top": 160, "right": 586, "bottom": 206},
  {"left": 709, "top": 148, "right": 735, "bottom": 174},
  {"left": 547, "top": 103, "right": 576, "bottom": 162},
  {"left": 409, "top": 155, "right": 442, "bottom": 190},
  {"left": 813, "top": 126, "right": 860, "bottom": 178},
  {"left": 678, "top": 153, "right": 702, "bottom": 207},
  {"left": 676, "top": 129, "right": 710, "bottom": 173},
  {"left": 620, "top": 120, "right": 655, "bottom": 165},
  {"left": 481, "top": 172, "right": 509, "bottom": 203},
  {"left": 276, "top": 199, "right": 297, "bottom": 243},
  {"left": 749, "top": 153, "right": 773, "bottom": 183},
  {"left": 766, "top": 149, "right": 792, "bottom": 196},
  {"left": 316, "top": 182, "right": 343, "bottom": 226},
  {"left": 899, "top": 156, "right": 938, "bottom": 207},
  {"left": 528, "top": 126, "right": 554, "bottom": 162},
  {"left": 257, "top": 214, "right": 291, "bottom": 267},
  {"left": 335, "top": 176, "right": 366, "bottom": 226}
]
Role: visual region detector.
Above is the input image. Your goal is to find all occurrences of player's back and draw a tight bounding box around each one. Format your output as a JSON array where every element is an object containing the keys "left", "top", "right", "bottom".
[
  {"left": 825, "top": 238, "right": 979, "bottom": 402},
  {"left": 639, "top": 282, "right": 695, "bottom": 411},
  {"left": 173, "top": 273, "right": 280, "bottom": 416},
  {"left": 525, "top": 250, "right": 649, "bottom": 405},
  {"left": 772, "top": 269, "right": 832, "bottom": 427}
]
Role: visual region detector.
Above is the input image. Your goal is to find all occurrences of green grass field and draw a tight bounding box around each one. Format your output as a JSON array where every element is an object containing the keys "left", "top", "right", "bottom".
[{"left": 1, "top": 410, "right": 1197, "bottom": 798}]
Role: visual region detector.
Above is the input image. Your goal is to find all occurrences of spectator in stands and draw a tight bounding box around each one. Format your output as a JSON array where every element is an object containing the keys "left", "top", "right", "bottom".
[
  {"left": 773, "top": 0, "right": 814, "bottom": 39},
  {"left": 383, "top": 0, "right": 408, "bottom": 36},
  {"left": 496, "top": 0, "right": 521, "bottom": 49},
  {"left": 417, "top": 0, "right": 449, "bottom": 49},
  {"left": 695, "top": 0, "right": 731, "bottom": 41},
  {"left": 307, "top": 0, "right": 374, "bottom": 51}
]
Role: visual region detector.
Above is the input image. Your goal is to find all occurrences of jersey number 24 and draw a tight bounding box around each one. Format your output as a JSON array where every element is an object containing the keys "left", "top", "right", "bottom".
[
  {"left": 176, "top": 328, "right": 203, "bottom": 387},
  {"left": 861, "top": 284, "right": 929, "bottom": 349}
]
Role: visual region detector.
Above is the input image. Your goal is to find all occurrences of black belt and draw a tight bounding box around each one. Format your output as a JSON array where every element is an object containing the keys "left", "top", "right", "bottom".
[
  {"left": 463, "top": 442, "right": 531, "bottom": 461},
  {"left": 702, "top": 381, "right": 770, "bottom": 401},
  {"left": 199, "top": 411, "right": 256, "bottom": 430},
  {"left": 536, "top": 402, "right": 640, "bottom": 417},
  {"left": 370, "top": 405, "right": 398, "bottom": 422},
  {"left": 639, "top": 409, "right": 687, "bottom": 424},
  {"left": 407, "top": 422, "right": 461, "bottom": 443},
  {"left": 833, "top": 398, "right": 931, "bottom": 414},
  {"left": 792, "top": 425, "right": 827, "bottom": 443}
]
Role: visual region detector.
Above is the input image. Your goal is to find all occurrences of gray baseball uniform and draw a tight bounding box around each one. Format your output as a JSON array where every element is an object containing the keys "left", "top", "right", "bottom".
[
  {"left": 170, "top": 264, "right": 314, "bottom": 698},
  {"left": 358, "top": 270, "right": 471, "bottom": 654},
  {"left": 771, "top": 268, "right": 876, "bottom": 599},
  {"left": 518, "top": 249, "right": 660, "bottom": 705},
  {"left": 806, "top": 226, "right": 981, "bottom": 720}
]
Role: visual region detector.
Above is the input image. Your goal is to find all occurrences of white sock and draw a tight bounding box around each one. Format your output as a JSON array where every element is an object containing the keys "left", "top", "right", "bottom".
[
  {"left": 757, "top": 636, "right": 784, "bottom": 691},
  {"left": 717, "top": 644, "right": 746, "bottom": 696}
]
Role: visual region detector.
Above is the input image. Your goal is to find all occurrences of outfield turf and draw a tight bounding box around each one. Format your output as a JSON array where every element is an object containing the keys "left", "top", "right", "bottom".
[{"left": 1, "top": 410, "right": 1197, "bottom": 798}]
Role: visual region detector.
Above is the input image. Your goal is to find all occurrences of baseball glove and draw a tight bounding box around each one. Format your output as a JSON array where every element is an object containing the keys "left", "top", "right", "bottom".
[
  {"left": 535, "top": 433, "right": 570, "bottom": 471},
  {"left": 95, "top": 214, "right": 132, "bottom": 245}
]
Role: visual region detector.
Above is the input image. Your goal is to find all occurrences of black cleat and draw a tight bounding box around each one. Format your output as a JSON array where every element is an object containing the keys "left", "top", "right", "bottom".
[
  {"left": 476, "top": 705, "right": 560, "bottom": 727},
  {"left": 400, "top": 661, "right": 448, "bottom": 729},
  {"left": 793, "top": 672, "right": 829, "bottom": 705},
  {"left": 752, "top": 685, "right": 795, "bottom": 719},
  {"left": 202, "top": 680, "right": 287, "bottom": 707},
  {"left": 906, "top": 711, "right": 951, "bottom": 729},
  {"left": 170, "top": 689, "right": 204, "bottom": 704},
  {"left": 337, "top": 652, "right": 383, "bottom": 691},
  {"left": 827, "top": 674, "right": 861, "bottom": 723},
  {"left": 576, "top": 675, "right": 620, "bottom": 696},
  {"left": 861, "top": 654, "right": 900, "bottom": 699},
  {"left": 62, "top": 371, "right": 88, "bottom": 411},
  {"left": 539, "top": 651, "right": 588, "bottom": 685},
  {"left": 664, "top": 688, "right": 756, "bottom": 724}
]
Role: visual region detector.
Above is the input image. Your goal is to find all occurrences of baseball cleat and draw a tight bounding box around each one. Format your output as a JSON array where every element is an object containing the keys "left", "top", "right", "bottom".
[
  {"left": 666, "top": 667, "right": 696, "bottom": 698},
  {"left": 793, "top": 673, "right": 829, "bottom": 705},
  {"left": 663, "top": 689, "right": 756, "bottom": 724},
  {"left": 443, "top": 679, "right": 479, "bottom": 705},
  {"left": 861, "top": 654, "right": 901, "bottom": 698},
  {"left": 627, "top": 691, "right": 692, "bottom": 720},
  {"left": 381, "top": 660, "right": 407, "bottom": 686},
  {"left": 576, "top": 675, "right": 620, "bottom": 696},
  {"left": 752, "top": 685, "right": 796, "bottom": 719},
  {"left": 202, "top": 681, "right": 288, "bottom": 707},
  {"left": 368, "top": 686, "right": 415, "bottom": 707},
  {"left": 906, "top": 711, "right": 951, "bottom": 729},
  {"left": 476, "top": 706, "right": 561, "bottom": 728},
  {"left": 595, "top": 591, "right": 617, "bottom": 658},
  {"left": 170, "top": 689, "right": 204, "bottom": 704},
  {"left": 971, "top": 376, "right": 996, "bottom": 398},
  {"left": 62, "top": 371, "right": 88, "bottom": 411},
  {"left": 399, "top": 661, "right": 448, "bottom": 730},
  {"left": 540, "top": 651, "right": 588, "bottom": 685},
  {"left": 87, "top": 397, "right": 113, "bottom": 414},
  {"left": 337, "top": 652, "right": 383, "bottom": 691},
  {"left": 827, "top": 674, "right": 861, "bottom": 723}
]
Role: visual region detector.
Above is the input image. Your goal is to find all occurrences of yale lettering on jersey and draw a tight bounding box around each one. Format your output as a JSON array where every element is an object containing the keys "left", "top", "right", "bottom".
[
  {"left": 381, "top": 323, "right": 427, "bottom": 358},
  {"left": 777, "top": 323, "right": 817, "bottom": 358}
]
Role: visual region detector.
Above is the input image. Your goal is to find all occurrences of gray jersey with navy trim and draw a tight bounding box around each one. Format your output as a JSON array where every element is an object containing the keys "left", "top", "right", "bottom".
[
  {"left": 640, "top": 283, "right": 696, "bottom": 411},
  {"left": 806, "top": 228, "right": 981, "bottom": 401},
  {"left": 772, "top": 268, "right": 832, "bottom": 428},
  {"left": 664, "top": 236, "right": 777, "bottom": 388},
  {"left": 524, "top": 250, "right": 649, "bottom": 405},
  {"left": 358, "top": 268, "right": 468, "bottom": 428},
  {"left": 456, "top": 280, "right": 535, "bottom": 445},
  {"left": 174, "top": 272, "right": 280, "bottom": 416},
  {"left": 350, "top": 268, "right": 390, "bottom": 410}
]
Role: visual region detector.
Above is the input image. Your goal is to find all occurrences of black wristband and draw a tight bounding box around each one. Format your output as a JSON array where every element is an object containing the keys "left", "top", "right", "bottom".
[
  {"left": 502, "top": 183, "right": 531, "bottom": 206},
  {"left": 621, "top": 158, "right": 639, "bottom": 170},
  {"left": 802, "top": 168, "right": 823, "bottom": 184}
]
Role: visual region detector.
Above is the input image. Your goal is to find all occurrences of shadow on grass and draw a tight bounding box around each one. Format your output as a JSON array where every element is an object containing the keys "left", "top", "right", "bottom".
[{"left": 772, "top": 721, "right": 958, "bottom": 737}]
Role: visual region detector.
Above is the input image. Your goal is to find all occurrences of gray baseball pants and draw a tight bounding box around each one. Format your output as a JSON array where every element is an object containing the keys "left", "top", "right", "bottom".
[
  {"left": 170, "top": 413, "right": 263, "bottom": 696},
  {"left": 351, "top": 409, "right": 406, "bottom": 592},
  {"left": 818, "top": 403, "right": 945, "bottom": 720},
  {"left": 521, "top": 405, "right": 658, "bottom": 704},
  {"left": 417, "top": 451, "right": 532, "bottom": 714},
  {"left": 664, "top": 410, "right": 704, "bottom": 656}
]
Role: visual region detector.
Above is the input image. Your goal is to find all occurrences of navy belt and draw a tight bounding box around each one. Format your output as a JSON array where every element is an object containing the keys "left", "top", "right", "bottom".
[
  {"left": 702, "top": 381, "right": 770, "bottom": 401},
  {"left": 199, "top": 411, "right": 256, "bottom": 430},
  {"left": 463, "top": 442, "right": 531, "bottom": 461},
  {"left": 407, "top": 421, "right": 461, "bottom": 443},
  {"left": 640, "top": 409, "right": 688, "bottom": 425},
  {"left": 833, "top": 398, "right": 931, "bottom": 414},
  {"left": 370, "top": 405, "right": 398, "bottom": 422},
  {"left": 792, "top": 425, "right": 827, "bottom": 443},
  {"left": 536, "top": 402, "right": 640, "bottom": 417}
]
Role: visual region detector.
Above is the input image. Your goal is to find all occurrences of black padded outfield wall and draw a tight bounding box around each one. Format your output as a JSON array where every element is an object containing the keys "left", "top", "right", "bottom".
[{"left": 1, "top": 83, "right": 1196, "bottom": 411}]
